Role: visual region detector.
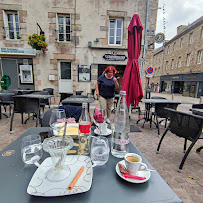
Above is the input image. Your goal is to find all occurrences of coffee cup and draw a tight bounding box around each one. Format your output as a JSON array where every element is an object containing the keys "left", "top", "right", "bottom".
[{"left": 124, "top": 153, "right": 147, "bottom": 176}]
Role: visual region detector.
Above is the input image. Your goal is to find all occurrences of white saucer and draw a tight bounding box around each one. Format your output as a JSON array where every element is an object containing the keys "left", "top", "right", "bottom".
[
  {"left": 94, "top": 128, "right": 112, "bottom": 136},
  {"left": 115, "top": 160, "right": 151, "bottom": 183}
]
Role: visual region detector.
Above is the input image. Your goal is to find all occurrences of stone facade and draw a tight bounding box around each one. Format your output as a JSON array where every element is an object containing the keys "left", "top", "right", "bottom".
[
  {"left": 152, "top": 16, "right": 203, "bottom": 86},
  {"left": 0, "top": 0, "right": 158, "bottom": 96}
]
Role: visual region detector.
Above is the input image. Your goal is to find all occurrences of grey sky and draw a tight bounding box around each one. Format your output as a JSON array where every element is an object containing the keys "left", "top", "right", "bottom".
[{"left": 155, "top": 0, "right": 203, "bottom": 48}]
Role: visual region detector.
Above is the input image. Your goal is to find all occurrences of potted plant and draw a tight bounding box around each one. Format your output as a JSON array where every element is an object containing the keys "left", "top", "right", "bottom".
[{"left": 28, "top": 33, "right": 48, "bottom": 52}]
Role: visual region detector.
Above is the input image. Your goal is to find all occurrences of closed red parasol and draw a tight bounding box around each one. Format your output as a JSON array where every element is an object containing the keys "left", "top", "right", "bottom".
[{"left": 121, "top": 14, "right": 143, "bottom": 107}]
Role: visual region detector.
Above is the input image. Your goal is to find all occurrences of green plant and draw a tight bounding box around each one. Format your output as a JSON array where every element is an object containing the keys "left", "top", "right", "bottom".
[{"left": 28, "top": 33, "right": 48, "bottom": 50}]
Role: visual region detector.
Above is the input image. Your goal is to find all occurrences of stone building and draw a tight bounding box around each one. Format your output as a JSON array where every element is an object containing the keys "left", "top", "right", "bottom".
[
  {"left": 152, "top": 16, "right": 203, "bottom": 98},
  {"left": 0, "top": 0, "right": 158, "bottom": 98}
]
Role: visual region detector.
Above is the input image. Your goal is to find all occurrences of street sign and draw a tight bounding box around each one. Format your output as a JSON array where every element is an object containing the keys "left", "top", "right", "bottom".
[
  {"left": 147, "top": 29, "right": 155, "bottom": 36},
  {"left": 155, "top": 33, "right": 165, "bottom": 44},
  {"left": 147, "top": 67, "right": 154, "bottom": 74}
]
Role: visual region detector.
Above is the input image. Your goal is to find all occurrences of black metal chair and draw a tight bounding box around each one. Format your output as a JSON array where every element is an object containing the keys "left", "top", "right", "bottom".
[
  {"left": 32, "top": 91, "right": 50, "bottom": 113},
  {"left": 76, "top": 91, "right": 83, "bottom": 95},
  {"left": 192, "top": 104, "right": 203, "bottom": 109},
  {"left": 157, "top": 108, "right": 203, "bottom": 171},
  {"left": 10, "top": 96, "right": 40, "bottom": 132},
  {"left": 87, "top": 89, "right": 96, "bottom": 99},
  {"left": 43, "top": 88, "right": 55, "bottom": 104},
  {"left": 40, "top": 107, "right": 58, "bottom": 127},
  {"left": 191, "top": 106, "right": 203, "bottom": 153},
  {"left": 153, "top": 102, "right": 179, "bottom": 136},
  {"left": 0, "top": 93, "right": 15, "bottom": 117},
  {"left": 59, "top": 93, "right": 73, "bottom": 105}
]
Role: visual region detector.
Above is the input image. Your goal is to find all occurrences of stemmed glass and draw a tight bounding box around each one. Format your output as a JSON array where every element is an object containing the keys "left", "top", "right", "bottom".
[
  {"left": 21, "top": 134, "right": 43, "bottom": 167},
  {"left": 93, "top": 108, "right": 107, "bottom": 135},
  {"left": 49, "top": 109, "right": 66, "bottom": 135},
  {"left": 43, "top": 136, "right": 74, "bottom": 182}
]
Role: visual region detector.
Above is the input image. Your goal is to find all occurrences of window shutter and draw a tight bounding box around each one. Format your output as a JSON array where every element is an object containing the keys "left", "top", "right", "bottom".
[{"left": 3, "top": 10, "right": 9, "bottom": 39}]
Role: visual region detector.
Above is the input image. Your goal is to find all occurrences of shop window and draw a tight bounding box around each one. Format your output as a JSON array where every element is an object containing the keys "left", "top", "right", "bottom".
[
  {"left": 189, "top": 32, "right": 193, "bottom": 44},
  {"left": 186, "top": 54, "right": 191, "bottom": 66},
  {"left": 197, "top": 50, "right": 202, "bottom": 64},
  {"left": 178, "top": 57, "right": 181, "bottom": 68},
  {"left": 56, "top": 14, "right": 71, "bottom": 42},
  {"left": 109, "top": 19, "right": 123, "bottom": 45},
  {"left": 3, "top": 10, "right": 20, "bottom": 40},
  {"left": 173, "top": 42, "right": 176, "bottom": 51},
  {"left": 180, "top": 38, "right": 183, "bottom": 49},
  {"left": 171, "top": 59, "right": 174, "bottom": 69}
]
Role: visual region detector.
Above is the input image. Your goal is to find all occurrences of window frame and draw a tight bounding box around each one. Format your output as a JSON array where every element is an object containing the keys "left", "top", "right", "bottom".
[
  {"left": 180, "top": 38, "right": 183, "bottom": 49},
  {"left": 178, "top": 57, "right": 182, "bottom": 68},
  {"left": 3, "top": 10, "right": 20, "bottom": 40},
  {"left": 186, "top": 53, "right": 191, "bottom": 66},
  {"left": 197, "top": 50, "right": 202, "bottom": 64},
  {"left": 165, "top": 61, "right": 168, "bottom": 70},
  {"left": 167, "top": 45, "right": 170, "bottom": 54},
  {"left": 171, "top": 59, "right": 174, "bottom": 69},
  {"left": 189, "top": 32, "right": 193, "bottom": 44},
  {"left": 108, "top": 18, "right": 123, "bottom": 46},
  {"left": 173, "top": 42, "right": 176, "bottom": 51},
  {"left": 56, "top": 14, "right": 71, "bottom": 42}
]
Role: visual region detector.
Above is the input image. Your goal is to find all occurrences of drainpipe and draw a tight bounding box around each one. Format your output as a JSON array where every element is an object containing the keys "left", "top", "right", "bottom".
[{"left": 141, "top": 0, "right": 149, "bottom": 84}]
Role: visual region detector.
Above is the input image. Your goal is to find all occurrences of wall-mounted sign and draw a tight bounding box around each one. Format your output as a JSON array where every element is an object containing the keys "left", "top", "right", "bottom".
[
  {"left": 155, "top": 33, "right": 165, "bottom": 44},
  {"left": 103, "top": 52, "right": 127, "bottom": 61},
  {"left": 19, "top": 65, "right": 33, "bottom": 84},
  {"left": 147, "top": 29, "right": 155, "bottom": 36},
  {"left": 78, "top": 65, "right": 91, "bottom": 82},
  {"left": 147, "top": 67, "right": 154, "bottom": 74},
  {"left": 0, "top": 47, "right": 36, "bottom": 55}
]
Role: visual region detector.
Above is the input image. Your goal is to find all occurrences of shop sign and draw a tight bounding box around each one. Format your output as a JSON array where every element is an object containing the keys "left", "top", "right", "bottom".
[
  {"left": 78, "top": 65, "right": 91, "bottom": 82},
  {"left": 172, "top": 76, "right": 179, "bottom": 79},
  {"left": 103, "top": 52, "right": 127, "bottom": 61},
  {"left": 0, "top": 47, "right": 36, "bottom": 55}
]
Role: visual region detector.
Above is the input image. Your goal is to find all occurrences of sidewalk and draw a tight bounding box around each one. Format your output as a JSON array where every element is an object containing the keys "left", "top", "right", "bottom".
[{"left": 0, "top": 95, "right": 202, "bottom": 203}]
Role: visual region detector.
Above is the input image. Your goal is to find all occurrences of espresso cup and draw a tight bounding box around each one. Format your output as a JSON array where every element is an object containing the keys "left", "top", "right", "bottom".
[{"left": 124, "top": 153, "right": 147, "bottom": 176}]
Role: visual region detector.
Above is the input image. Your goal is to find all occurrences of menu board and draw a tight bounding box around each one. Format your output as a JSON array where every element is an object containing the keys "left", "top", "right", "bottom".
[{"left": 78, "top": 65, "right": 91, "bottom": 82}]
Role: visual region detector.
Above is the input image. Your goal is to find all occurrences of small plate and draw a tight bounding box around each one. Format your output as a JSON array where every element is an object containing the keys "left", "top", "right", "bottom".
[
  {"left": 53, "top": 123, "right": 79, "bottom": 138},
  {"left": 115, "top": 160, "right": 151, "bottom": 183},
  {"left": 27, "top": 155, "right": 93, "bottom": 196},
  {"left": 94, "top": 128, "right": 112, "bottom": 136}
]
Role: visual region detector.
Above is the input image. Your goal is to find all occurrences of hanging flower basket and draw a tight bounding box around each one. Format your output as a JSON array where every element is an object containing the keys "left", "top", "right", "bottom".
[{"left": 28, "top": 33, "right": 48, "bottom": 51}]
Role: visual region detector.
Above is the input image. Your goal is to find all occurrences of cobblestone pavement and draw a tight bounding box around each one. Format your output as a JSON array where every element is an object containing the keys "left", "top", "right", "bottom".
[{"left": 0, "top": 92, "right": 202, "bottom": 203}]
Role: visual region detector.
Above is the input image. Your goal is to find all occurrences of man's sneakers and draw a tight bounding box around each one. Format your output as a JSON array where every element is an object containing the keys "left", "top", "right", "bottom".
[{"left": 106, "top": 118, "right": 111, "bottom": 124}]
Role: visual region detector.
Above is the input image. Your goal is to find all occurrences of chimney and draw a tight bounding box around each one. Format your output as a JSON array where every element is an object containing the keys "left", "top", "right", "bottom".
[{"left": 177, "top": 25, "right": 187, "bottom": 35}]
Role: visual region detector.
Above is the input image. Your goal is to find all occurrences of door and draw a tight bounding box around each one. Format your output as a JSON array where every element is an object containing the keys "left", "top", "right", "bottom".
[
  {"left": 58, "top": 61, "right": 73, "bottom": 93},
  {"left": 1, "top": 58, "right": 19, "bottom": 89}
]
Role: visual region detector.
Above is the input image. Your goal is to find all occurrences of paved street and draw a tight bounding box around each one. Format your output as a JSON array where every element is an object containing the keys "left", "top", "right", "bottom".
[{"left": 0, "top": 92, "right": 202, "bottom": 203}]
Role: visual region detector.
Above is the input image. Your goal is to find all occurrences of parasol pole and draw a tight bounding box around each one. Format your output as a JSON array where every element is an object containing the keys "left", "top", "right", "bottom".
[{"left": 140, "top": 0, "right": 149, "bottom": 83}]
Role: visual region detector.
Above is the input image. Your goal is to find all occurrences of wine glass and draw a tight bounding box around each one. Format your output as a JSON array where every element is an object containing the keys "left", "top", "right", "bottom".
[
  {"left": 93, "top": 108, "right": 107, "bottom": 135},
  {"left": 49, "top": 109, "right": 66, "bottom": 135},
  {"left": 43, "top": 136, "right": 74, "bottom": 182},
  {"left": 90, "top": 136, "right": 109, "bottom": 167},
  {"left": 21, "top": 134, "right": 42, "bottom": 167}
]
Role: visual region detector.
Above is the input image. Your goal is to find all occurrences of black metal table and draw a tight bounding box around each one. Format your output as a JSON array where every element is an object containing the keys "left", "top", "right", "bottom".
[
  {"left": 137, "top": 99, "right": 184, "bottom": 128},
  {"left": 0, "top": 127, "right": 182, "bottom": 203},
  {"left": 62, "top": 97, "right": 95, "bottom": 112}
]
